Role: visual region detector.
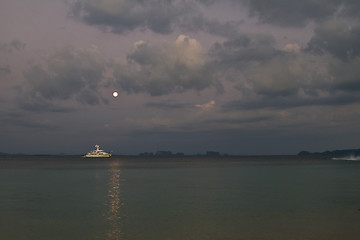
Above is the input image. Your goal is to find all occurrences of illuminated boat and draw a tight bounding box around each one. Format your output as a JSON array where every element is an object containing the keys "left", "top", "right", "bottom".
[{"left": 83, "top": 145, "right": 112, "bottom": 158}]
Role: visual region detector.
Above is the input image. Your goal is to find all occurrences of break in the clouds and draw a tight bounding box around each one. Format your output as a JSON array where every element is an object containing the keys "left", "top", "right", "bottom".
[
  {"left": 113, "top": 34, "right": 219, "bottom": 96},
  {"left": 195, "top": 100, "right": 215, "bottom": 109}
]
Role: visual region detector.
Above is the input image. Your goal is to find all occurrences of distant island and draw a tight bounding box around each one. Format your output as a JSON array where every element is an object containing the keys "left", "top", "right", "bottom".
[
  {"left": 298, "top": 148, "right": 360, "bottom": 157},
  {"left": 138, "top": 150, "right": 226, "bottom": 157}
]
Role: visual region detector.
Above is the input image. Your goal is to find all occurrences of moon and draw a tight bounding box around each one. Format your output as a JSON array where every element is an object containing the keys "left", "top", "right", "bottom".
[{"left": 112, "top": 91, "right": 118, "bottom": 97}]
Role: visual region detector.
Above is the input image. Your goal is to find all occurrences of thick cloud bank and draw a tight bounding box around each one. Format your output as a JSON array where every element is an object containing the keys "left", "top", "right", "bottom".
[{"left": 69, "top": 0, "right": 360, "bottom": 108}]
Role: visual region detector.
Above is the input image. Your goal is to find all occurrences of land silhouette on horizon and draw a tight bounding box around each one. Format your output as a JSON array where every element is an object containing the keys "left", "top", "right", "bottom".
[
  {"left": 1, "top": 148, "right": 360, "bottom": 157},
  {"left": 298, "top": 148, "right": 360, "bottom": 157}
]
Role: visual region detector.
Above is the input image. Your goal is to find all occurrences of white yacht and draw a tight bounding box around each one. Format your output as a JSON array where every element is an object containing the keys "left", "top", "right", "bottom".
[{"left": 83, "top": 145, "right": 112, "bottom": 158}]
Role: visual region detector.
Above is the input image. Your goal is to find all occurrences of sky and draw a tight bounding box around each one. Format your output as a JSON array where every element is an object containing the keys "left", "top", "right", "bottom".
[{"left": 1, "top": 0, "right": 360, "bottom": 155}]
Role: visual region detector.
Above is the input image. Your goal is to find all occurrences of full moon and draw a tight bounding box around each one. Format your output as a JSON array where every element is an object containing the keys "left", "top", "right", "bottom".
[{"left": 112, "top": 91, "right": 118, "bottom": 97}]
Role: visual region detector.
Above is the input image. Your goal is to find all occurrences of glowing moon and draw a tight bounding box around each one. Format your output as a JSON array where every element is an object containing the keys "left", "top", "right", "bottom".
[{"left": 112, "top": 91, "right": 118, "bottom": 97}]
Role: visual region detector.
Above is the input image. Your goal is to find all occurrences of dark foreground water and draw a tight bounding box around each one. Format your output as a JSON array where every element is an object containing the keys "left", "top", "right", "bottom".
[{"left": 1, "top": 155, "right": 359, "bottom": 240}]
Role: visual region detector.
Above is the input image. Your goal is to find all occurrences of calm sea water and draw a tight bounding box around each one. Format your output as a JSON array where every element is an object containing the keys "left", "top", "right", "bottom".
[{"left": 1, "top": 155, "right": 359, "bottom": 240}]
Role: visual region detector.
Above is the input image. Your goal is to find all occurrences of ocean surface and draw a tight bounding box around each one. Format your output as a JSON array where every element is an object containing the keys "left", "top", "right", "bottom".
[{"left": 1, "top": 155, "right": 359, "bottom": 240}]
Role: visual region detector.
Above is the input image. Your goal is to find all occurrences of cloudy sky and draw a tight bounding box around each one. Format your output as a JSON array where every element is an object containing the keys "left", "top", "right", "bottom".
[{"left": 1, "top": 0, "right": 359, "bottom": 155}]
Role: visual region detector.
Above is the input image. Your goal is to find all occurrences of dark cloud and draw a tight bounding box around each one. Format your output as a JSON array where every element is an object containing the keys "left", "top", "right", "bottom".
[
  {"left": 238, "top": 0, "right": 360, "bottom": 27},
  {"left": 201, "top": 115, "right": 273, "bottom": 125},
  {"left": 307, "top": 20, "right": 360, "bottom": 61},
  {"left": 18, "top": 45, "right": 108, "bottom": 111},
  {"left": 0, "top": 65, "right": 11, "bottom": 75},
  {"left": 209, "top": 27, "right": 360, "bottom": 107},
  {"left": 328, "top": 58, "right": 360, "bottom": 92},
  {"left": 222, "top": 92, "right": 360, "bottom": 111},
  {"left": 342, "top": 1, "right": 360, "bottom": 17},
  {"left": 114, "top": 35, "right": 220, "bottom": 96},
  {"left": 0, "top": 115, "right": 60, "bottom": 130},
  {"left": 241, "top": 0, "right": 339, "bottom": 27},
  {"left": 207, "top": 20, "right": 245, "bottom": 39},
  {"left": 209, "top": 33, "right": 303, "bottom": 97},
  {"left": 195, "top": 0, "right": 216, "bottom": 6},
  {"left": 72, "top": 0, "right": 248, "bottom": 38},
  {"left": 76, "top": 88, "right": 102, "bottom": 105},
  {"left": 9, "top": 39, "right": 26, "bottom": 51},
  {"left": 0, "top": 40, "right": 26, "bottom": 53},
  {"left": 16, "top": 94, "right": 75, "bottom": 113},
  {"left": 305, "top": 19, "right": 360, "bottom": 92},
  {"left": 210, "top": 33, "right": 279, "bottom": 65},
  {"left": 179, "top": 16, "right": 245, "bottom": 39},
  {"left": 214, "top": 47, "right": 360, "bottom": 111},
  {"left": 195, "top": 0, "right": 360, "bottom": 28},
  {"left": 72, "top": 0, "right": 198, "bottom": 34},
  {"left": 0, "top": 40, "right": 24, "bottom": 77},
  {"left": 244, "top": 55, "right": 304, "bottom": 97}
]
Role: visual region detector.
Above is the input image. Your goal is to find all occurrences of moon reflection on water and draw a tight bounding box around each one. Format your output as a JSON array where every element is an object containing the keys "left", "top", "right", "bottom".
[{"left": 105, "top": 162, "right": 124, "bottom": 240}]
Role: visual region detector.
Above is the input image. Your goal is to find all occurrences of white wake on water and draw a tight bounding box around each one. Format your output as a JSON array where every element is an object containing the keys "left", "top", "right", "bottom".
[{"left": 332, "top": 155, "right": 360, "bottom": 161}]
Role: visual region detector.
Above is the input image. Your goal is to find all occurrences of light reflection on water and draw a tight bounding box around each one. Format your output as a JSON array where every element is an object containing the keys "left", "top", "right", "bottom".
[{"left": 104, "top": 162, "right": 124, "bottom": 240}]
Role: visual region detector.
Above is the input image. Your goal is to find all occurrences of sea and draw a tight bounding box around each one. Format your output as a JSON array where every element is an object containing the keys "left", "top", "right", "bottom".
[{"left": 1, "top": 155, "right": 359, "bottom": 240}]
